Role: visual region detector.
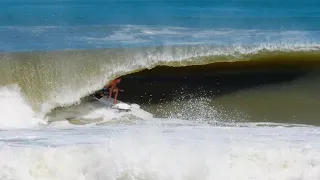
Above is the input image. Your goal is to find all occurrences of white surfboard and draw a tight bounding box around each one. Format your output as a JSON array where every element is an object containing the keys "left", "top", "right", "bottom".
[{"left": 93, "top": 96, "right": 131, "bottom": 111}]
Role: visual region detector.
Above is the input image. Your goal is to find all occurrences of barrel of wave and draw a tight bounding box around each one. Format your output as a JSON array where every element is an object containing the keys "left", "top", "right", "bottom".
[{"left": 0, "top": 45, "right": 249, "bottom": 112}]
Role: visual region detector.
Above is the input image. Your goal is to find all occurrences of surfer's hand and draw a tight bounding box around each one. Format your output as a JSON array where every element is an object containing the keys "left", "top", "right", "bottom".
[{"left": 119, "top": 89, "right": 124, "bottom": 92}]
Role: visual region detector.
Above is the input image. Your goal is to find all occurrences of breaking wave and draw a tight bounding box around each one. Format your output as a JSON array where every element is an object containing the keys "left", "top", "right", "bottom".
[{"left": 1, "top": 43, "right": 320, "bottom": 120}]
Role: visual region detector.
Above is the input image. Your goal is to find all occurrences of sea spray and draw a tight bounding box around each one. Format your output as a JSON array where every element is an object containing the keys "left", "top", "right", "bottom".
[{"left": 0, "top": 85, "right": 45, "bottom": 128}]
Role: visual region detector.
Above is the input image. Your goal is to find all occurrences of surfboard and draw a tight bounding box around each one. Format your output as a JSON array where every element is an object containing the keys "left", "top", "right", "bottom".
[{"left": 93, "top": 96, "right": 132, "bottom": 111}]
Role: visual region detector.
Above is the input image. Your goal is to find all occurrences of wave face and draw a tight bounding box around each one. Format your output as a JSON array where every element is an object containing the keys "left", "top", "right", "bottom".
[
  {"left": 2, "top": 44, "right": 320, "bottom": 124},
  {"left": 0, "top": 44, "right": 319, "bottom": 107}
]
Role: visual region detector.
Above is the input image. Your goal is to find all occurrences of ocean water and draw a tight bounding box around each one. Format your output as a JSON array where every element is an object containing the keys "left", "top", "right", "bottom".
[{"left": 1, "top": 0, "right": 320, "bottom": 179}]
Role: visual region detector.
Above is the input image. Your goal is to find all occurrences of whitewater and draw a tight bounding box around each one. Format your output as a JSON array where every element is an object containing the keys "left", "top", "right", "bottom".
[
  {"left": 0, "top": 123, "right": 320, "bottom": 180},
  {"left": 1, "top": 0, "right": 320, "bottom": 179}
]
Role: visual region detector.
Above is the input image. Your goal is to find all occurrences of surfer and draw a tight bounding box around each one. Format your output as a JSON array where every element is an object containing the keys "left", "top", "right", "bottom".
[{"left": 101, "top": 77, "right": 123, "bottom": 104}]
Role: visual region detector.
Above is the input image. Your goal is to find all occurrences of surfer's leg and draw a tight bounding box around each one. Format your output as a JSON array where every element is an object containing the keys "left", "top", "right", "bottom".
[
  {"left": 109, "top": 87, "right": 114, "bottom": 98},
  {"left": 114, "top": 89, "right": 119, "bottom": 104}
]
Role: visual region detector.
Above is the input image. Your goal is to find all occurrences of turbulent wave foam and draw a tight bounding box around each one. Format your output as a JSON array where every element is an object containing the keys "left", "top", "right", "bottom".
[
  {"left": 0, "top": 85, "right": 45, "bottom": 129},
  {"left": 0, "top": 126, "right": 319, "bottom": 180}
]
